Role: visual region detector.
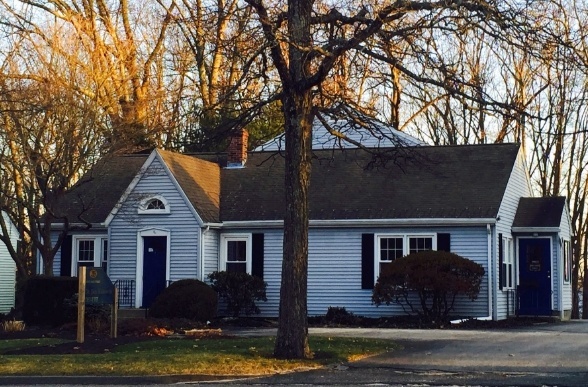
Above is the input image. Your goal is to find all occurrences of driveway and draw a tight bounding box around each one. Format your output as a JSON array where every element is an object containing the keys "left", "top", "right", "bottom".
[{"left": 225, "top": 321, "right": 588, "bottom": 386}]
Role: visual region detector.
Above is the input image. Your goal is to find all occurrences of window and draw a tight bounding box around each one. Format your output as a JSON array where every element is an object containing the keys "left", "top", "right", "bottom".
[
  {"left": 501, "top": 237, "right": 514, "bottom": 289},
  {"left": 73, "top": 236, "right": 108, "bottom": 276},
  {"left": 563, "top": 240, "right": 571, "bottom": 283},
  {"left": 221, "top": 235, "right": 251, "bottom": 274},
  {"left": 138, "top": 196, "right": 170, "bottom": 214},
  {"left": 376, "top": 234, "right": 435, "bottom": 280}
]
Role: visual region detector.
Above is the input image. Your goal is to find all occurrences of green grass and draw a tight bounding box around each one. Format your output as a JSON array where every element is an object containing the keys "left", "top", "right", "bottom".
[
  {"left": 0, "top": 338, "right": 68, "bottom": 353},
  {"left": 0, "top": 336, "right": 396, "bottom": 376}
]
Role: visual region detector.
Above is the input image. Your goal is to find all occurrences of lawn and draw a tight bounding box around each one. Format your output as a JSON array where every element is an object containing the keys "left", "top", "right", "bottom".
[{"left": 0, "top": 336, "right": 396, "bottom": 376}]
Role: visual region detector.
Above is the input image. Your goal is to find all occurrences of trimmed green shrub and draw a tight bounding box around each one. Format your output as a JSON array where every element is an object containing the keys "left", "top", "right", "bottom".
[
  {"left": 23, "top": 276, "right": 78, "bottom": 326},
  {"left": 208, "top": 271, "right": 267, "bottom": 317},
  {"left": 372, "top": 250, "right": 485, "bottom": 324},
  {"left": 149, "top": 279, "right": 218, "bottom": 322}
]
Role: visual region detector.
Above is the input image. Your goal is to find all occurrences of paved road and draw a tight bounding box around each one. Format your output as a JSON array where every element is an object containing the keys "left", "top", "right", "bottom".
[{"left": 3, "top": 321, "right": 588, "bottom": 386}]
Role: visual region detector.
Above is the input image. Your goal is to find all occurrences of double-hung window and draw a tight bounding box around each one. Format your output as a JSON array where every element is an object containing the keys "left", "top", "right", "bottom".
[
  {"left": 501, "top": 237, "right": 514, "bottom": 289},
  {"left": 376, "top": 234, "right": 435, "bottom": 279},
  {"left": 72, "top": 236, "right": 108, "bottom": 276},
  {"left": 563, "top": 240, "right": 571, "bottom": 283},
  {"left": 221, "top": 234, "right": 251, "bottom": 274}
]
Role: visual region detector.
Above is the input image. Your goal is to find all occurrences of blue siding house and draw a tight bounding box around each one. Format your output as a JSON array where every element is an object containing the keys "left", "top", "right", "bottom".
[{"left": 45, "top": 128, "right": 573, "bottom": 320}]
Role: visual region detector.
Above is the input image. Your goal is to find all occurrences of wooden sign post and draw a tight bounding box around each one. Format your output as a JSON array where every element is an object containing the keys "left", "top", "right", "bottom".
[{"left": 77, "top": 266, "right": 86, "bottom": 343}]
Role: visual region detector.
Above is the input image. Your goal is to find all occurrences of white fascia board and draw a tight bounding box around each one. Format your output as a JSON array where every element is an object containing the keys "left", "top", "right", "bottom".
[
  {"left": 154, "top": 149, "right": 205, "bottom": 227},
  {"left": 511, "top": 227, "right": 561, "bottom": 233},
  {"left": 43, "top": 222, "right": 106, "bottom": 230},
  {"left": 104, "top": 150, "right": 158, "bottom": 227},
  {"left": 221, "top": 218, "right": 497, "bottom": 229}
]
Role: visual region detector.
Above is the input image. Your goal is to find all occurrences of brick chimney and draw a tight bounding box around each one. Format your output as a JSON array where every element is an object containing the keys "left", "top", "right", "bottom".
[{"left": 226, "top": 129, "right": 248, "bottom": 168}]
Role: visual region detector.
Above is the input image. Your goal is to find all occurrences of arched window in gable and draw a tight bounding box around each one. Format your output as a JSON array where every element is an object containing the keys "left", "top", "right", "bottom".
[{"left": 138, "top": 196, "right": 170, "bottom": 214}]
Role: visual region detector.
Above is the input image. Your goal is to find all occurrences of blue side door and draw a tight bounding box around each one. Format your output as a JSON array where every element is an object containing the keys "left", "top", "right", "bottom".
[
  {"left": 518, "top": 238, "right": 551, "bottom": 316},
  {"left": 142, "top": 236, "right": 167, "bottom": 308}
]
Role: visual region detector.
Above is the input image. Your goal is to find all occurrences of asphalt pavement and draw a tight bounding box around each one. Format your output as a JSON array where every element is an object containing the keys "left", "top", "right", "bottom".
[{"left": 3, "top": 321, "right": 588, "bottom": 386}]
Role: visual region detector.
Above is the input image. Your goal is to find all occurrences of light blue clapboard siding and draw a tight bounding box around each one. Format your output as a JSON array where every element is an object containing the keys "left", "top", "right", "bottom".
[
  {"left": 0, "top": 214, "right": 17, "bottom": 313},
  {"left": 495, "top": 150, "right": 532, "bottom": 319},
  {"left": 244, "top": 226, "right": 489, "bottom": 319},
  {"left": 108, "top": 157, "right": 200, "bottom": 285},
  {"left": 202, "top": 229, "right": 219, "bottom": 281}
]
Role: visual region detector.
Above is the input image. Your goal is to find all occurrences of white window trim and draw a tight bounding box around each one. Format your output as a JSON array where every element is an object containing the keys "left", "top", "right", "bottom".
[
  {"left": 220, "top": 234, "right": 252, "bottom": 274},
  {"left": 71, "top": 235, "right": 108, "bottom": 277},
  {"left": 374, "top": 233, "right": 437, "bottom": 283},
  {"left": 563, "top": 239, "right": 571, "bottom": 284},
  {"left": 502, "top": 236, "right": 515, "bottom": 290},
  {"left": 138, "top": 195, "right": 170, "bottom": 214}
]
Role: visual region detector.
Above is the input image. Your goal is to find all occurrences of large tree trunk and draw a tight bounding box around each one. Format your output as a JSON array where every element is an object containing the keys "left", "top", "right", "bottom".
[{"left": 273, "top": 0, "right": 313, "bottom": 359}]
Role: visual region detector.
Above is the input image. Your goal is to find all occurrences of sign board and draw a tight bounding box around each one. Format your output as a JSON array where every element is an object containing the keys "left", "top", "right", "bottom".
[{"left": 85, "top": 267, "right": 114, "bottom": 305}]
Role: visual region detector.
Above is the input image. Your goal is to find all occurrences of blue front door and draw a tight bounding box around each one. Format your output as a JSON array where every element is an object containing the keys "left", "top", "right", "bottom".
[
  {"left": 518, "top": 238, "right": 551, "bottom": 316},
  {"left": 142, "top": 236, "right": 167, "bottom": 308}
]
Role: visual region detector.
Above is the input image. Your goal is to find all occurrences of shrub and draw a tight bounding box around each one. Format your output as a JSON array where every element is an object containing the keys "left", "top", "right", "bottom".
[
  {"left": 208, "top": 271, "right": 267, "bottom": 317},
  {"left": 22, "top": 276, "right": 78, "bottom": 326},
  {"left": 372, "top": 250, "right": 485, "bottom": 324},
  {"left": 325, "top": 306, "right": 360, "bottom": 325},
  {"left": 149, "top": 279, "right": 218, "bottom": 322}
]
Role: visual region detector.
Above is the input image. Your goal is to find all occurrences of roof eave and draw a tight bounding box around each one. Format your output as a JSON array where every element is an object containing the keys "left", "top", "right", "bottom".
[
  {"left": 512, "top": 227, "right": 561, "bottom": 233},
  {"left": 220, "top": 218, "right": 497, "bottom": 229}
]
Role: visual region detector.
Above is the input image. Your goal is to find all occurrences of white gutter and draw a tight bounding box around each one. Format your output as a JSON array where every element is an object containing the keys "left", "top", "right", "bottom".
[
  {"left": 199, "top": 227, "right": 204, "bottom": 281},
  {"left": 221, "top": 218, "right": 497, "bottom": 229},
  {"left": 511, "top": 227, "right": 560, "bottom": 233}
]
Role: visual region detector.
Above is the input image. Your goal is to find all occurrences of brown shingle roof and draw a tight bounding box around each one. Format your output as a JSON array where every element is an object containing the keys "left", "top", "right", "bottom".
[
  {"left": 56, "top": 143, "right": 522, "bottom": 226},
  {"left": 55, "top": 154, "right": 149, "bottom": 224},
  {"left": 512, "top": 197, "right": 566, "bottom": 228},
  {"left": 157, "top": 149, "right": 221, "bottom": 223},
  {"left": 220, "top": 143, "right": 521, "bottom": 221}
]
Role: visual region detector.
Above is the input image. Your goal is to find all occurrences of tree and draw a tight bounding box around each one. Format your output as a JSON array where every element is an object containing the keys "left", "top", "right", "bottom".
[{"left": 243, "top": 0, "right": 529, "bottom": 359}]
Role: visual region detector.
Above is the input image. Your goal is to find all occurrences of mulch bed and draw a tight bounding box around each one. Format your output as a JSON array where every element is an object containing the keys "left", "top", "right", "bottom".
[{"left": 0, "top": 315, "right": 559, "bottom": 356}]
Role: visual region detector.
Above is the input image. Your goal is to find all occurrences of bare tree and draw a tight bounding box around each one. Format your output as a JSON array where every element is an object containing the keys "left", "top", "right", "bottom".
[{"left": 240, "top": 0, "right": 531, "bottom": 359}]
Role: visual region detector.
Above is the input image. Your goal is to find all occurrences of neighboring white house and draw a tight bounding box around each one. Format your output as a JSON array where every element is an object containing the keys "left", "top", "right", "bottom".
[
  {"left": 0, "top": 212, "right": 17, "bottom": 314},
  {"left": 43, "top": 129, "right": 574, "bottom": 320}
]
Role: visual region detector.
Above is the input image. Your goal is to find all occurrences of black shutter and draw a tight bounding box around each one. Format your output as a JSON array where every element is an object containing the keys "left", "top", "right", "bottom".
[
  {"left": 361, "top": 234, "right": 375, "bottom": 290},
  {"left": 252, "top": 233, "right": 264, "bottom": 279},
  {"left": 60, "top": 235, "right": 73, "bottom": 277},
  {"left": 437, "top": 233, "right": 451, "bottom": 252},
  {"left": 498, "top": 233, "right": 504, "bottom": 290}
]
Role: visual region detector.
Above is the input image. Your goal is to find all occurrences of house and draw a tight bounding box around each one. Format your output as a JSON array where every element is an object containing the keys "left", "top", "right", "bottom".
[
  {"left": 0, "top": 212, "right": 18, "bottom": 314},
  {"left": 43, "top": 127, "right": 573, "bottom": 320}
]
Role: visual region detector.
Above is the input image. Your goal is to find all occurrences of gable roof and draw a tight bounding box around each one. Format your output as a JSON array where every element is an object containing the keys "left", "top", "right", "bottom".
[
  {"left": 221, "top": 143, "right": 521, "bottom": 222},
  {"left": 54, "top": 154, "right": 149, "bottom": 225},
  {"left": 512, "top": 197, "right": 567, "bottom": 229},
  {"left": 55, "top": 142, "right": 522, "bottom": 226},
  {"left": 157, "top": 149, "right": 221, "bottom": 223}
]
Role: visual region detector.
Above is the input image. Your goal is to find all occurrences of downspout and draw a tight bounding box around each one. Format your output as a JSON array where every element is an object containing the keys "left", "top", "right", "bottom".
[
  {"left": 486, "top": 223, "right": 494, "bottom": 320},
  {"left": 199, "top": 226, "right": 210, "bottom": 282},
  {"left": 559, "top": 238, "right": 564, "bottom": 320}
]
